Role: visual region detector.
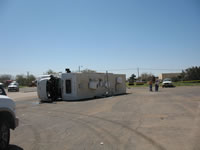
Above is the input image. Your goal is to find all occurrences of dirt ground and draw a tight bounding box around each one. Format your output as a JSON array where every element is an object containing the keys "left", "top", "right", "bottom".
[{"left": 7, "top": 86, "right": 200, "bottom": 150}]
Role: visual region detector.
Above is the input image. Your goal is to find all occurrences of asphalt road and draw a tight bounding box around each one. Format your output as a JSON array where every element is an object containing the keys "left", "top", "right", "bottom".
[{"left": 7, "top": 86, "right": 200, "bottom": 150}]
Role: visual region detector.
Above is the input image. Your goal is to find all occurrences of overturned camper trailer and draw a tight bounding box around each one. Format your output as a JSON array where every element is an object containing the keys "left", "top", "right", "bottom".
[{"left": 37, "top": 70, "right": 126, "bottom": 102}]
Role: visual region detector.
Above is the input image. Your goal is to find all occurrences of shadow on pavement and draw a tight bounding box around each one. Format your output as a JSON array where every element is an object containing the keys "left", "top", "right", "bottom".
[
  {"left": 40, "top": 93, "right": 132, "bottom": 104},
  {"left": 63, "top": 93, "right": 132, "bottom": 102},
  {"left": 8, "top": 145, "right": 24, "bottom": 150}
]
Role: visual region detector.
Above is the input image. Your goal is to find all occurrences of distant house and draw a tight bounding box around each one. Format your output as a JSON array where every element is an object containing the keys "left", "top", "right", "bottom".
[{"left": 159, "top": 73, "right": 181, "bottom": 80}]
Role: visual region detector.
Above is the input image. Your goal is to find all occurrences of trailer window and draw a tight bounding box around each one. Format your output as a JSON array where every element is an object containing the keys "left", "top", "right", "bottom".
[{"left": 65, "top": 80, "right": 72, "bottom": 94}]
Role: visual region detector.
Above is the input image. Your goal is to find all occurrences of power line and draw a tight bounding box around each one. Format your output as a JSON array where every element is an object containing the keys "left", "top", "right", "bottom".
[
  {"left": 97, "top": 68, "right": 138, "bottom": 71},
  {"left": 96, "top": 67, "right": 183, "bottom": 72},
  {"left": 140, "top": 68, "right": 183, "bottom": 71}
]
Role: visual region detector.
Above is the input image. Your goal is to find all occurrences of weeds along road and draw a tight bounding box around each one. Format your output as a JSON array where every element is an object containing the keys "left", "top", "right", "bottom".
[{"left": 7, "top": 86, "right": 200, "bottom": 150}]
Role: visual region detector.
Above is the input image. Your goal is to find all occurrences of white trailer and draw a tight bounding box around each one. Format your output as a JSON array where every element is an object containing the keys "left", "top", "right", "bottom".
[{"left": 37, "top": 70, "right": 126, "bottom": 102}]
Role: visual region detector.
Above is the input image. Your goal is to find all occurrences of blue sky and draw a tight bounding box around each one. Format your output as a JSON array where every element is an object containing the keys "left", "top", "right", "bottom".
[{"left": 0, "top": 0, "right": 199, "bottom": 77}]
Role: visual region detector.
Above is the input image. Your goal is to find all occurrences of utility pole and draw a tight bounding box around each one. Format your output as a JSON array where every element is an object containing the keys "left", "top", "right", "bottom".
[
  {"left": 78, "top": 66, "right": 83, "bottom": 72},
  {"left": 137, "top": 68, "right": 139, "bottom": 79}
]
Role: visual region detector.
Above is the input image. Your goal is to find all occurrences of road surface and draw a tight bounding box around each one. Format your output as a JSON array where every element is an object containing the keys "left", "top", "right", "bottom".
[{"left": 7, "top": 86, "right": 200, "bottom": 150}]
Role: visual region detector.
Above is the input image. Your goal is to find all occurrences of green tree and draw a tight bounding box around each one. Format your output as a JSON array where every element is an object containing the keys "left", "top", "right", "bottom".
[
  {"left": 16, "top": 74, "right": 36, "bottom": 86},
  {"left": 0, "top": 74, "right": 13, "bottom": 87},
  {"left": 128, "top": 74, "right": 136, "bottom": 85},
  {"left": 81, "top": 69, "right": 96, "bottom": 73},
  {"left": 181, "top": 66, "right": 200, "bottom": 80},
  {"left": 171, "top": 75, "right": 182, "bottom": 82},
  {"left": 26, "top": 75, "right": 36, "bottom": 86},
  {"left": 16, "top": 75, "right": 27, "bottom": 86},
  {"left": 45, "top": 69, "right": 57, "bottom": 75},
  {"left": 0, "top": 74, "right": 12, "bottom": 83},
  {"left": 139, "top": 73, "right": 155, "bottom": 82}
]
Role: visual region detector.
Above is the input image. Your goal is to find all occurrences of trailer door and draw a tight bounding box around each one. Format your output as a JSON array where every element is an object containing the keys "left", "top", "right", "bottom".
[{"left": 62, "top": 73, "right": 77, "bottom": 100}]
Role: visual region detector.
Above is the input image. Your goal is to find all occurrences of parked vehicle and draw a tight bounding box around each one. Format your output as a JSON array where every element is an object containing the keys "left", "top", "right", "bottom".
[
  {"left": 8, "top": 82, "right": 19, "bottom": 92},
  {"left": 0, "top": 88, "right": 19, "bottom": 149},
  {"left": 162, "top": 78, "right": 174, "bottom": 87},
  {"left": 0, "top": 85, "right": 7, "bottom": 96}
]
